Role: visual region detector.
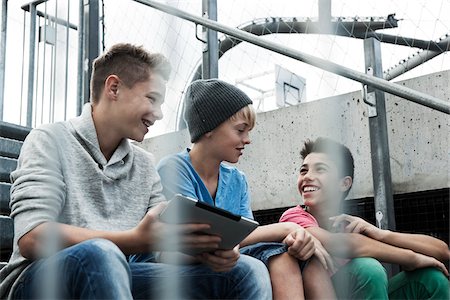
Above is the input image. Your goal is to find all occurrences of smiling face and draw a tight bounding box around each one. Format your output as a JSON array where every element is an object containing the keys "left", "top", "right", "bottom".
[
  {"left": 113, "top": 72, "right": 166, "bottom": 142},
  {"left": 207, "top": 113, "right": 252, "bottom": 164},
  {"left": 298, "top": 152, "right": 349, "bottom": 212}
]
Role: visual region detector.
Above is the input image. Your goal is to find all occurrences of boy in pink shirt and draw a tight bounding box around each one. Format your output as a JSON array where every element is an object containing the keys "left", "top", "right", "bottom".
[{"left": 280, "top": 137, "right": 449, "bottom": 299}]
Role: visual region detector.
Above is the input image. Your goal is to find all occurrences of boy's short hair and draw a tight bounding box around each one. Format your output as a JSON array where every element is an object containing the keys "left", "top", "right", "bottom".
[
  {"left": 184, "top": 79, "right": 254, "bottom": 143},
  {"left": 90, "top": 43, "right": 171, "bottom": 103},
  {"left": 229, "top": 105, "right": 256, "bottom": 131},
  {"left": 300, "top": 137, "right": 354, "bottom": 196}
]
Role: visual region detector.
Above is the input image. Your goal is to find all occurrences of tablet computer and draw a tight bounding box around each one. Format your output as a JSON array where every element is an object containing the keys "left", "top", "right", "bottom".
[{"left": 159, "top": 194, "right": 259, "bottom": 254}]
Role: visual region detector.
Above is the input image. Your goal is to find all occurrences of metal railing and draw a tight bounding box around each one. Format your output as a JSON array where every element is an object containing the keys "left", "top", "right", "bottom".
[
  {"left": 0, "top": 0, "right": 7, "bottom": 120},
  {"left": 0, "top": 0, "right": 96, "bottom": 127},
  {"left": 1, "top": 0, "right": 448, "bottom": 129},
  {"left": 135, "top": 0, "right": 449, "bottom": 114}
]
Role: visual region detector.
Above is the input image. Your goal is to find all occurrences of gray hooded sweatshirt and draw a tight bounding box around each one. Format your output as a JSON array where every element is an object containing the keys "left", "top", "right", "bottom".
[{"left": 0, "top": 104, "right": 165, "bottom": 299}]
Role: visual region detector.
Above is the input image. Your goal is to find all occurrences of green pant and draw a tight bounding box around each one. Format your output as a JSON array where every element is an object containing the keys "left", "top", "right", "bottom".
[{"left": 331, "top": 257, "right": 449, "bottom": 300}]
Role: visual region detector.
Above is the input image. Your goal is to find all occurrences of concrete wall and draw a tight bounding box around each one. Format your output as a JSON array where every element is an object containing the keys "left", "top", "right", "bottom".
[{"left": 138, "top": 70, "right": 449, "bottom": 211}]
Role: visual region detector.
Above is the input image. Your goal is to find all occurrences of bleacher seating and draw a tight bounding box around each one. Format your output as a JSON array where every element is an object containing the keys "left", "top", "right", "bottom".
[{"left": 0, "top": 121, "right": 31, "bottom": 270}]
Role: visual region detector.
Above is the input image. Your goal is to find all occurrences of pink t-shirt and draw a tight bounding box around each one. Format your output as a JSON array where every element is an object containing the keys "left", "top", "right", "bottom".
[{"left": 279, "top": 205, "right": 319, "bottom": 228}]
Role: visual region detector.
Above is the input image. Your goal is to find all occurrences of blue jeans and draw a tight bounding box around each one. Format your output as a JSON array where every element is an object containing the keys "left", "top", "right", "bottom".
[
  {"left": 240, "top": 242, "right": 308, "bottom": 271},
  {"left": 12, "top": 238, "right": 272, "bottom": 299},
  {"left": 240, "top": 242, "right": 288, "bottom": 267}
]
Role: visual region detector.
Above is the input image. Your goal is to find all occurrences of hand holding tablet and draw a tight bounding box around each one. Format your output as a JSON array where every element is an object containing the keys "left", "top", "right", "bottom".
[{"left": 159, "top": 194, "right": 259, "bottom": 254}]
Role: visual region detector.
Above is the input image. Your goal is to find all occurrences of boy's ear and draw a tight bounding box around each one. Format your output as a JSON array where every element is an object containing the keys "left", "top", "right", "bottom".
[
  {"left": 340, "top": 176, "right": 353, "bottom": 193},
  {"left": 105, "top": 75, "right": 120, "bottom": 99}
]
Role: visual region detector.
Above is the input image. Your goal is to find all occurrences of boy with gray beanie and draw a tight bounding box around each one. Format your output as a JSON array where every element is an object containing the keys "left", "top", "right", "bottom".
[{"left": 151, "top": 79, "right": 336, "bottom": 299}]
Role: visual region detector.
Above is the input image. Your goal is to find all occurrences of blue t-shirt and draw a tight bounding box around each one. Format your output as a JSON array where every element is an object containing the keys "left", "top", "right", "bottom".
[{"left": 157, "top": 149, "right": 253, "bottom": 219}]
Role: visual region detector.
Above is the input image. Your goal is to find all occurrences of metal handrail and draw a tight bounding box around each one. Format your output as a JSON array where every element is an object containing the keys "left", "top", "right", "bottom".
[{"left": 134, "top": 0, "right": 449, "bottom": 114}]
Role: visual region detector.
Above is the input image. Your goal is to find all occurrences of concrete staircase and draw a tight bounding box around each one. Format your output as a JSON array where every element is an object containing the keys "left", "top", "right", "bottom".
[{"left": 0, "top": 121, "right": 31, "bottom": 269}]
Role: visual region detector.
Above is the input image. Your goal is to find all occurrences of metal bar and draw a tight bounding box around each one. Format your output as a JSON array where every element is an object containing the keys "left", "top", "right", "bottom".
[
  {"left": 19, "top": 12, "right": 26, "bottom": 124},
  {"left": 50, "top": 0, "right": 58, "bottom": 123},
  {"left": 0, "top": 0, "right": 7, "bottom": 121},
  {"left": 384, "top": 50, "right": 441, "bottom": 81},
  {"left": 83, "top": 0, "right": 100, "bottom": 105},
  {"left": 214, "top": 18, "right": 447, "bottom": 73},
  {"left": 26, "top": 3, "right": 37, "bottom": 127},
  {"left": 364, "top": 37, "right": 396, "bottom": 231},
  {"left": 22, "top": 1, "right": 78, "bottom": 30},
  {"left": 355, "top": 31, "right": 447, "bottom": 52},
  {"left": 34, "top": 9, "right": 77, "bottom": 30},
  {"left": 201, "top": 0, "right": 218, "bottom": 79},
  {"left": 364, "top": 37, "right": 398, "bottom": 276},
  {"left": 39, "top": 1, "right": 47, "bottom": 125},
  {"left": 318, "top": 0, "right": 331, "bottom": 25},
  {"left": 134, "top": 0, "right": 449, "bottom": 114},
  {"left": 191, "top": 17, "right": 399, "bottom": 82},
  {"left": 192, "top": 17, "right": 447, "bottom": 83},
  {"left": 64, "top": 1, "right": 70, "bottom": 120},
  {"left": 48, "top": 44, "right": 54, "bottom": 123},
  {"left": 20, "top": 0, "right": 47, "bottom": 10},
  {"left": 100, "top": 0, "right": 105, "bottom": 51},
  {"left": 383, "top": 36, "right": 450, "bottom": 80},
  {"left": 76, "top": 0, "right": 84, "bottom": 116},
  {"left": 35, "top": 13, "right": 41, "bottom": 126}
]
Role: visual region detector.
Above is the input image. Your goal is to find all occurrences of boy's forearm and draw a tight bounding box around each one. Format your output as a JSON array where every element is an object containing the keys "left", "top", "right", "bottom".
[
  {"left": 19, "top": 222, "right": 145, "bottom": 259},
  {"left": 241, "top": 222, "right": 298, "bottom": 246},
  {"left": 378, "top": 230, "right": 450, "bottom": 262},
  {"left": 356, "top": 236, "right": 417, "bottom": 265},
  {"left": 308, "top": 228, "right": 420, "bottom": 266},
  {"left": 330, "top": 214, "right": 450, "bottom": 262},
  {"left": 58, "top": 223, "right": 140, "bottom": 253}
]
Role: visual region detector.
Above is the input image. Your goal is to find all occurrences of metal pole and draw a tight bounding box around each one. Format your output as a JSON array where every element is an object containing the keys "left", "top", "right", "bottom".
[
  {"left": 47, "top": 4, "right": 55, "bottom": 123},
  {"left": 19, "top": 12, "right": 26, "bottom": 124},
  {"left": 26, "top": 3, "right": 37, "bottom": 127},
  {"left": 356, "top": 31, "right": 447, "bottom": 52},
  {"left": 64, "top": 1, "right": 70, "bottom": 120},
  {"left": 384, "top": 35, "right": 450, "bottom": 80},
  {"left": 39, "top": 1, "right": 47, "bottom": 125},
  {"left": 201, "top": 0, "right": 218, "bottom": 79},
  {"left": 318, "top": 0, "right": 331, "bottom": 27},
  {"left": 22, "top": 9, "right": 78, "bottom": 30},
  {"left": 364, "top": 39, "right": 399, "bottom": 278},
  {"left": 83, "top": 0, "right": 99, "bottom": 105},
  {"left": 134, "top": 0, "right": 450, "bottom": 114},
  {"left": 50, "top": 0, "right": 58, "bottom": 123},
  {"left": 189, "top": 17, "right": 446, "bottom": 82},
  {"left": 34, "top": 12, "right": 41, "bottom": 126},
  {"left": 0, "top": 0, "right": 7, "bottom": 121},
  {"left": 177, "top": 0, "right": 218, "bottom": 130},
  {"left": 364, "top": 37, "right": 396, "bottom": 232},
  {"left": 76, "top": 0, "right": 84, "bottom": 116}
]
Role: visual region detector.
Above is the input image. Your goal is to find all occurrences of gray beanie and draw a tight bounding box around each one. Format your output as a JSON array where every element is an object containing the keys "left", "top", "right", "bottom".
[{"left": 184, "top": 79, "right": 253, "bottom": 143}]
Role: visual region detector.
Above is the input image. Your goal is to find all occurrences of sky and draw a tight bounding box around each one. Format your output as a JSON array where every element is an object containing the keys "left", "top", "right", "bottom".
[{"left": 2, "top": 0, "right": 449, "bottom": 137}]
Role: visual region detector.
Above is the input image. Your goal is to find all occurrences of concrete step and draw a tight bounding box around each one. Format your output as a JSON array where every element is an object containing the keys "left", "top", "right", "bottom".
[
  {"left": 0, "top": 182, "right": 11, "bottom": 214},
  {"left": 0, "top": 215, "right": 13, "bottom": 259},
  {"left": 0, "top": 137, "right": 23, "bottom": 159},
  {"left": 0, "top": 157, "right": 16, "bottom": 182},
  {"left": 0, "top": 121, "right": 31, "bottom": 141}
]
